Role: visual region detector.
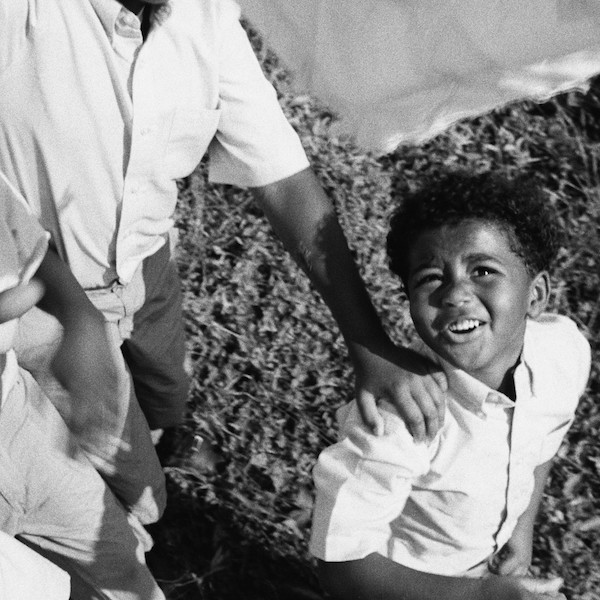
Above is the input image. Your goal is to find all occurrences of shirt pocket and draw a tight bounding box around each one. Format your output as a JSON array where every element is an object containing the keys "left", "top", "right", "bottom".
[{"left": 162, "top": 107, "right": 221, "bottom": 179}]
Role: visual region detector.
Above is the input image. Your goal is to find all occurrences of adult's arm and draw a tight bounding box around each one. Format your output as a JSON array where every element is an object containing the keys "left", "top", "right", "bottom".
[
  {"left": 252, "top": 167, "right": 446, "bottom": 440},
  {"left": 318, "top": 555, "right": 565, "bottom": 600},
  {"left": 32, "top": 248, "right": 121, "bottom": 433}
]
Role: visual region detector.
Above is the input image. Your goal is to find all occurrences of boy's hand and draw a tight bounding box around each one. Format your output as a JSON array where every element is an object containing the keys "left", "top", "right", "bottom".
[
  {"left": 0, "top": 280, "right": 45, "bottom": 322},
  {"left": 515, "top": 576, "right": 565, "bottom": 600},
  {"left": 351, "top": 341, "right": 447, "bottom": 442},
  {"left": 489, "top": 531, "right": 533, "bottom": 576},
  {"left": 484, "top": 574, "right": 565, "bottom": 600}
]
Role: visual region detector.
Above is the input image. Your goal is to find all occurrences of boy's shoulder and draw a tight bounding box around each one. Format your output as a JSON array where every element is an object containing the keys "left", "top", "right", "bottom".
[
  {"left": 524, "top": 313, "right": 591, "bottom": 396},
  {"left": 526, "top": 313, "right": 589, "bottom": 355}
]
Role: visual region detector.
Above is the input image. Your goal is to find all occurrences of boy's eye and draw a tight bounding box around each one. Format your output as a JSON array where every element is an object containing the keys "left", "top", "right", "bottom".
[
  {"left": 473, "top": 266, "right": 496, "bottom": 277},
  {"left": 414, "top": 272, "right": 442, "bottom": 286}
]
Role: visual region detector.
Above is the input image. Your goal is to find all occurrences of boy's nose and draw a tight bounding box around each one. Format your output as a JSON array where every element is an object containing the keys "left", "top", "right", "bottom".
[{"left": 441, "top": 280, "right": 472, "bottom": 306}]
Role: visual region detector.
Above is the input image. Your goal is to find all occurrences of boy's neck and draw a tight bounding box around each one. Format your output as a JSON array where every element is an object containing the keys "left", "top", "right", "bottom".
[{"left": 497, "top": 365, "right": 518, "bottom": 401}]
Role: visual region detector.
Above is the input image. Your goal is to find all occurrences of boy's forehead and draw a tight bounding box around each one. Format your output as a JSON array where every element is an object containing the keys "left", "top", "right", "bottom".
[{"left": 409, "top": 219, "right": 520, "bottom": 264}]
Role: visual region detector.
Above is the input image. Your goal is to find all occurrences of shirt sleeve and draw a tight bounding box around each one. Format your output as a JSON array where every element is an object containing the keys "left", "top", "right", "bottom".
[
  {"left": 0, "top": 173, "right": 49, "bottom": 287},
  {"left": 309, "top": 401, "right": 430, "bottom": 562},
  {"left": 537, "top": 315, "right": 592, "bottom": 463},
  {"left": 207, "top": 0, "right": 310, "bottom": 187},
  {"left": 0, "top": 0, "right": 39, "bottom": 75}
]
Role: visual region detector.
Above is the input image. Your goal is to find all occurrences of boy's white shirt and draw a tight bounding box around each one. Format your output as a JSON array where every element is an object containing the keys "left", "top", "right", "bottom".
[{"left": 310, "top": 314, "right": 591, "bottom": 576}]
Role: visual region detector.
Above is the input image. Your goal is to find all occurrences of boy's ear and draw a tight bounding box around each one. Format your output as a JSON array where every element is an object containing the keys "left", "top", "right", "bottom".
[{"left": 527, "top": 271, "right": 550, "bottom": 319}]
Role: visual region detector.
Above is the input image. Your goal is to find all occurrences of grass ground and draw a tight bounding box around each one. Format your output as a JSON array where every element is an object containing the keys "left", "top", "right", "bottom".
[{"left": 147, "top": 26, "right": 600, "bottom": 600}]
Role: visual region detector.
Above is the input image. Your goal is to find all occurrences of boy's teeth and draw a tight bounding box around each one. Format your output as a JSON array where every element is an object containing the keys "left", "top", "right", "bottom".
[{"left": 448, "top": 319, "right": 481, "bottom": 332}]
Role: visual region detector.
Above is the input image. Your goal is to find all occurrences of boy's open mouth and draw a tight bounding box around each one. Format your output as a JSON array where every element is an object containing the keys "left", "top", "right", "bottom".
[{"left": 447, "top": 319, "right": 483, "bottom": 334}]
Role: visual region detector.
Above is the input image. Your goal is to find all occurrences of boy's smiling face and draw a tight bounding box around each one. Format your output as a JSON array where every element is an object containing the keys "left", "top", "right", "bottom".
[{"left": 406, "top": 220, "right": 548, "bottom": 390}]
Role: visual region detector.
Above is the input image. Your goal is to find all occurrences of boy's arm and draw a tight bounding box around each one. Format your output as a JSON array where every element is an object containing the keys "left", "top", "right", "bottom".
[
  {"left": 489, "top": 459, "right": 553, "bottom": 576},
  {"left": 314, "top": 418, "right": 563, "bottom": 600},
  {"left": 252, "top": 168, "right": 446, "bottom": 441},
  {"left": 310, "top": 402, "right": 431, "bottom": 571},
  {"left": 318, "top": 554, "right": 565, "bottom": 600}
]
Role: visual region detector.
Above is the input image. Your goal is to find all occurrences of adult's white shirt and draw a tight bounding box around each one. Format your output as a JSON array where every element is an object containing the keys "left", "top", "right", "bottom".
[
  {"left": 0, "top": 0, "right": 309, "bottom": 289},
  {"left": 0, "top": 531, "right": 70, "bottom": 600},
  {"left": 310, "top": 314, "right": 591, "bottom": 575}
]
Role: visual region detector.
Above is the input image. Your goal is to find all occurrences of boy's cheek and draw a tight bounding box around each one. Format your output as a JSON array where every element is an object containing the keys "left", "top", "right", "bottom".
[{"left": 409, "top": 305, "right": 435, "bottom": 339}]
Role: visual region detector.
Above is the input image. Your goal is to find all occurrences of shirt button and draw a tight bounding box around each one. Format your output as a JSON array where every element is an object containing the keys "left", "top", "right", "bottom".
[{"left": 140, "top": 127, "right": 151, "bottom": 136}]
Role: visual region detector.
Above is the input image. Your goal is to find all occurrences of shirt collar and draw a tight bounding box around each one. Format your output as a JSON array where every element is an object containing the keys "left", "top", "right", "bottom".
[
  {"left": 412, "top": 330, "right": 538, "bottom": 418},
  {"left": 441, "top": 361, "right": 516, "bottom": 416},
  {"left": 89, "top": 0, "right": 144, "bottom": 42},
  {"left": 89, "top": 0, "right": 123, "bottom": 41}
]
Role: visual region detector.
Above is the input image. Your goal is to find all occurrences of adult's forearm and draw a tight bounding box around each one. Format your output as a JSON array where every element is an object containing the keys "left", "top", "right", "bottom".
[
  {"left": 252, "top": 168, "right": 387, "bottom": 347},
  {"left": 34, "top": 248, "right": 100, "bottom": 324}
]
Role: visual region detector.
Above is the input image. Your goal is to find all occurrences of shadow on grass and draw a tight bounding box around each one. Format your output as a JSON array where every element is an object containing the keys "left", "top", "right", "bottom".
[{"left": 147, "top": 477, "right": 325, "bottom": 600}]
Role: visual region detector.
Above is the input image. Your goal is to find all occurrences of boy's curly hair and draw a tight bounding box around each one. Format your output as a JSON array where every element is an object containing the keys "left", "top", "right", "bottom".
[{"left": 387, "top": 170, "right": 562, "bottom": 284}]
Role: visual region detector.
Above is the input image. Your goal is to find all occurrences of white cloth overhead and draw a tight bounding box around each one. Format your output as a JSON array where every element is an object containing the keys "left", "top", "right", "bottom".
[{"left": 238, "top": 0, "right": 600, "bottom": 153}]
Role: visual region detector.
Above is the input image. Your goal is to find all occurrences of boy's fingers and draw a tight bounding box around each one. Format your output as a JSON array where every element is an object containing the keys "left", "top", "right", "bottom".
[
  {"left": 0, "top": 280, "right": 45, "bottom": 322},
  {"left": 495, "top": 554, "right": 528, "bottom": 576},
  {"left": 519, "top": 577, "right": 563, "bottom": 595},
  {"left": 356, "top": 390, "right": 385, "bottom": 436}
]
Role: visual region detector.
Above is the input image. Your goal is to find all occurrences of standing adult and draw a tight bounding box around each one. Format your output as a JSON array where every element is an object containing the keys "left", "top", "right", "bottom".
[{"left": 0, "top": 0, "right": 445, "bottom": 525}]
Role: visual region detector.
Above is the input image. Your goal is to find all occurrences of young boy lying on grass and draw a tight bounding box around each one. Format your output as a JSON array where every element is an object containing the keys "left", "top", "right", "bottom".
[
  {"left": 0, "top": 176, "right": 165, "bottom": 600},
  {"left": 310, "top": 171, "right": 591, "bottom": 600}
]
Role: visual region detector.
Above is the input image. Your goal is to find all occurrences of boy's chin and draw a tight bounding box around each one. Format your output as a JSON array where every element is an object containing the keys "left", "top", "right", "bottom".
[{"left": 433, "top": 345, "right": 487, "bottom": 376}]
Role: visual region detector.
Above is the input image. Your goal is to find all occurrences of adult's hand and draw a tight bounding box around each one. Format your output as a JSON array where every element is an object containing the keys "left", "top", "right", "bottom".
[{"left": 350, "top": 340, "right": 446, "bottom": 441}]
